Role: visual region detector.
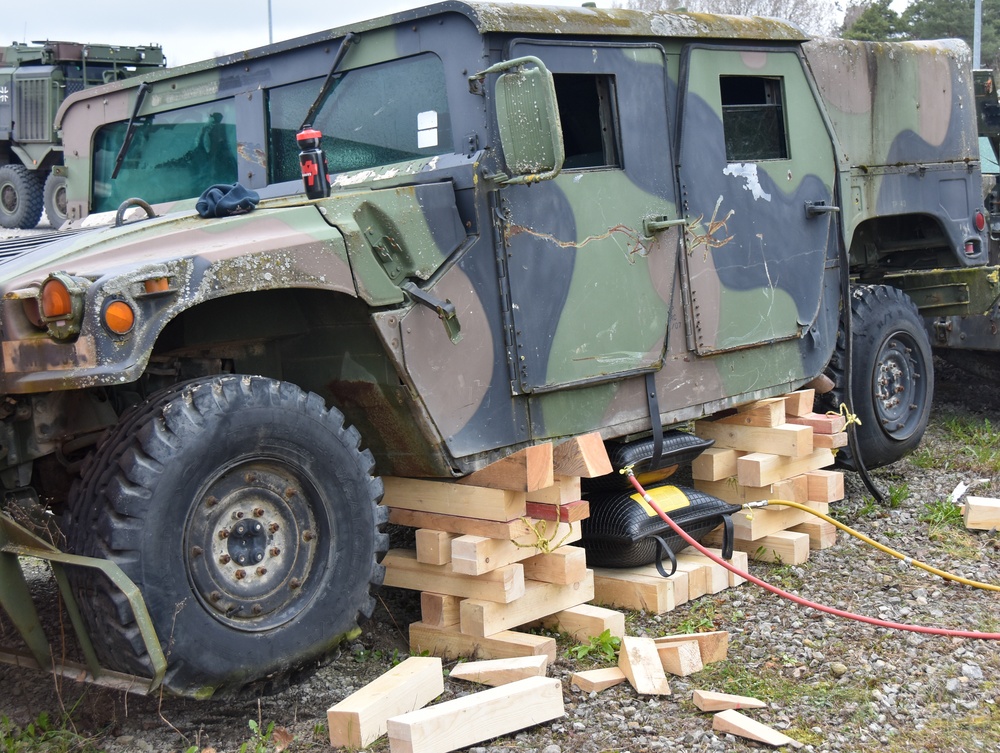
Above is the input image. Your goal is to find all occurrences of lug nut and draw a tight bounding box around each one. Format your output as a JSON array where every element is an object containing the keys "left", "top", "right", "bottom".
[
  {"left": 218, "top": 529, "right": 230, "bottom": 539},
  {"left": 205, "top": 496, "right": 218, "bottom": 508},
  {"left": 269, "top": 522, "right": 280, "bottom": 533},
  {"left": 290, "top": 578, "right": 301, "bottom": 590},
  {"left": 219, "top": 554, "right": 231, "bottom": 565},
  {"left": 252, "top": 605, "right": 262, "bottom": 615},
  {"left": 270, "top": 547, "right": 281, "bottom": 557},
  {"left": 210, "top": 591, "right": 222, "bottom": 602},
  {"left": 253, "top": 508, "right": 265, "bottom": 517},
  {"left": 303, "top": 530, "right": 314, "bottom": 542},
  {"left": 235, "top": 511, "right": 245, "bottom": 519},
  {"left": 256, "top": 567, "right": 267, "bottom": 576},
  {"left": 235, "top": 569, "right": 246, "bottom": 580},
  {"left": 190, "top": 546, "right": 204, "bottom": 558}
]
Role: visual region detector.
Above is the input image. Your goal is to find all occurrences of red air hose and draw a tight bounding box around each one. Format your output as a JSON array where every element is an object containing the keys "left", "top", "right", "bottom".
[{"left": 624, "top": 472, "right": 1000, "bottom": 640}]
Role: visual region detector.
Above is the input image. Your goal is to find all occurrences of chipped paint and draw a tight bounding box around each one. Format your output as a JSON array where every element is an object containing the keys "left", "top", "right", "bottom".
[{"left": 723, "top": 163, "right": 772, "bottom": 201}]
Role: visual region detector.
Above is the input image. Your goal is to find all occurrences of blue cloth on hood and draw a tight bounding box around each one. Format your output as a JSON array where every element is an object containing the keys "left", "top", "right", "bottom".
[{"left": 196, "top": 183, "right": 260, "bottom": 218}]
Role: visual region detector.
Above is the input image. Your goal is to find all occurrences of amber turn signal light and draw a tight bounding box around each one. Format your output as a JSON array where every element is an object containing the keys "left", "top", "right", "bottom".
[
  {"left": 103, "top": 300, "right": 135, "bottom": 335},
  {"left": 41, "top": 277, "right": 73, "bottom": 318}
]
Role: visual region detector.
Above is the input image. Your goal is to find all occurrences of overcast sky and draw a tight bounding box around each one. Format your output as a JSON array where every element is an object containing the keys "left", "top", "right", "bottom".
[{"left": 6, "top": 1, "right": 591, "bottom": 67}]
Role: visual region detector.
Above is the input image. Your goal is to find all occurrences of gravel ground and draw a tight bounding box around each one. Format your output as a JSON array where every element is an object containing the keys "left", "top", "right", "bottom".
[{"left": 1, "top": 225, "right": 999, "bottom": 752}]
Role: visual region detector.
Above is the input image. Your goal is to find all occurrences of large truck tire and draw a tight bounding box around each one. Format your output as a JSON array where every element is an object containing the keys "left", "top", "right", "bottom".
[
  {"left": 43, "top": 172, "right": 68, "bottom": 229},
  {"left": 820, "top": 284, "right": 933, "bottom": 470},
  {"left": 64, "top": 375, "right": 388, "bottom": 699},
  {"left": 0, "top": 164, "right": 44, "bottom": 229}
]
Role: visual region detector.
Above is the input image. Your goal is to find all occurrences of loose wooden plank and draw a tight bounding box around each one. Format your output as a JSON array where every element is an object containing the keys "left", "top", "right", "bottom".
[
  {"left": 537, "top": 603, "right": 626, "bottom": 643},
  {"left": 460, "top": 573, "right": 595, "bottom": 637},
  {"left": 525, "top": 499, "right": 590, "bottom": 523},
  {"left": 449, "top": 522, "right": 582, "bottom": 576},
  {"left": 789, "top": 518, "right": 838, "bottom": 550},
  {"left": 327, "top": 656, "right": 444, "bottom": 748},
  {"left": 737, "top": 448, "right": 836, "bottom": 487},
  {"left": 388, "top": 508, "right": 533, "bottom": 540},
  {"left": 694, "top": 474, "right": 807, "bottom": 507},
  {"left": 521, "top": 545, "right": 588, "bottom": 585},
  {"left": 553, "top": 432, "right": 613, "bottom": 478},
  {"left": 570, "top": 666, "right": 627, "bottom": 693},
  {"left": 415, "top": 530, "right": 455, "bottom": 566},
  {"left": 382, "top": 477, "right": 527, "bottom": 522},
  {"left": 805, "top": 469, "right": 845, "bottom": 503},
  {"left": 591, "top": 568, "right": 689, "bottom": 614},
  {"left": 618, "top": 636, "right": 672, "bottom": 695},
  {"left": 964, "top": 496, "right": 1000, "bottom": 530},
  {"left": 382, "top": 549, "right": 525, "bottom": 603},
  {"left": 420, "top": 592, "right": 461, "bottom": 628},
  {"left": 447, "top": 655, "right": 549, "bottom": 686},
  {"left": 782, "top": 389, "right": 815, "bottom": 417},
  {"left": 654, "top": 631, "right": 729, "bottom": 664},
  {"left": 786, "top": 411, "right": 846, "bottom": 434},
  {"left": 387, "top": 676, "right": 565, "bottom": 753},
  {"left": 712, "top": 709, "right": 803, "bottom": 749},
  {"left": 408, "top": 622, "right": 556, "bottom": 663},
  {"left": 694, "top": 419, "right": 813, "bottom": 458},
  {"left": 458, "top": 444, "right": 554, "bottom": 492},
  {"left": 717, "top": 398, "right": 786, "bottom": 427},
  {"left": 526, "top": 475, "right": 582, "bottom": 506},
  {"left": 692, "top": 689, "right": 766, "bottom": 712},
  {"left": 704, "top": 529, "right": 810, "bottom": 565},
  {"left": 656, "top": 639, "right": 703, "bottom": 676},
  {"left": 691, "top": 448, "right": 742, "bottom": 482}
]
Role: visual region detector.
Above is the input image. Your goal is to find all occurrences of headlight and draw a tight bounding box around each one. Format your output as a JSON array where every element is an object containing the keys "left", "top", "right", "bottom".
[{"left": 38, "top": 272, "right": 90, "bottom": 340}]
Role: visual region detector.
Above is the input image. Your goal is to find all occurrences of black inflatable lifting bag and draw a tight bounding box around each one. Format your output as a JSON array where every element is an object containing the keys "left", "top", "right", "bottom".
[{"left": 581, "top": 483, "right": 742, "bottom": 577}]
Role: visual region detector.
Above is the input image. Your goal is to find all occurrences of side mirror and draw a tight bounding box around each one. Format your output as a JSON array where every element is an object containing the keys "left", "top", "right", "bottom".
[{"left": 471, "top": 56, "right": 564, "bottom": 184}]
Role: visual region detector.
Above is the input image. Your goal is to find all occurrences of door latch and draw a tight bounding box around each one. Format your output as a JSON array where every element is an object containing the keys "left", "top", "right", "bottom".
[{"left": 401, "top": 281, "right": 463, "bottom": 344}]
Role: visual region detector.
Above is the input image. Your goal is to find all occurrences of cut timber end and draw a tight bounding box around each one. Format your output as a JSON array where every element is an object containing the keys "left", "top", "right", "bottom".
[
  {"left": 705, "top": 529, "right": 810, "bottom": 565},
  {"left": 618, "top": 636, "right": 672, "bottom": 695},
  {"left": 789, "top": 518, "right": 838, "bottom": 550},
  {"left": 415, "top": 529, "right": 455, "bottom": 566},
  {"left": 592, "top": 567, "right": 689, "bottom": 614},
  {"left": 737, "top": 448, "right": 835, "bottom": 487},
  {"left": 521, "top": 545, "right": 589, "bottom": 585},
  {"left": 783, "top": 388, "right": 815, "bottom": 417},
  {"left": 805, "top": 469, "right": 845, "bottom": 503},
  {"left": 654, "top": 631, "right": 729, "bottom": 665},
  {"left": 408, "top": 622, "right": 556, "bottom": 663},
  {"left": 382, "top": 549, "right": 526, "bottom": 603},
  {"left": 553, "top": 432, "right": 613, "bottom": 477},
  {"left": 457, "top": 443, "right": 554, "bottom": 492},
  {"left": 537, "top": 603, "right": 626, "bottom": 642},
  {"left": 786, "top": 411, "right": 846, "bottom": 434},
  {"left": 692, "top": 689, "right": 766, "bottom": 712},
  {"left": 387, "top": 676, "right": 565, "bottom": 753},
  {"left": 327, "top": 656, "right": 444, "bottom": 749},
  {"left": 382, "top": 476, "right": 527, "bottom": 522},
  {"left": 656, "top": 639, "right": 703, "bottom": 677},
  {"left": 420, "top": 592, "right": 461, "bottom": 628},
  {"left": 525, "top": 498, "right": 590, "bottom": 523},
  {"left": 526, "top": 475, "right": 582, "bottom": 506},
  {"left": 712, "top": 709, "right": 804, "bottom": 749},
  {"left": 691, "top": 447, "right": 742, "bottom": 482},
  {"left": 719, "top": 397, "right": 786, "bottom": 427},
  {"left": 459, "top": 572, "right": 595, "bottom": 637},
  {"left": 963, "top": 496, "right": 1000, "bottom": 530},
  {"left": 571, "top": 666, "right": 628, "bottom": 692},
  {"left": 447, "top": 655, "right": 549, "bottom": 686}
]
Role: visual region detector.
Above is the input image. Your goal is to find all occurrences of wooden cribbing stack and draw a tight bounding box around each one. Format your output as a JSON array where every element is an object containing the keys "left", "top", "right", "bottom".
[
  {"left": 693, "top": 389, "right": 843, "bottom": 565},
  {"left": 381, "top": 433, "right": 626, "bottom": 661}
]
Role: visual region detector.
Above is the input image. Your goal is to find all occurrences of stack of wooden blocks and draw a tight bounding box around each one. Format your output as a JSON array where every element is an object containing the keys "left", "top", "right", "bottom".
[
  {"left": 381, "top": 433, "right": 626, "bottom": 662},
  {"left": 692, "top": 389, "right": 843, "bottom": 565}
]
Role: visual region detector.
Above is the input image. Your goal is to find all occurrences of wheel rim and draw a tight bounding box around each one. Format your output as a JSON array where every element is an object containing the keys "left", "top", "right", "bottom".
[
  {"left": 184, "top": 457, "right": 330, "bottom": 631},
  {"left": 53, "top": 184, "right": 67, "bottom": 218},
  {"left": 872, "top": 330, "right": 926, "bottom": 440},
  {"left": 0, "top": 181, "right": 17, "bottom": 215}
]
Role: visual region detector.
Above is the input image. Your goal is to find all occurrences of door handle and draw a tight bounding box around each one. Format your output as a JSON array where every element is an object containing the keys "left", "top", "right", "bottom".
[
  {"left": 644, "top": 216, "right": 687, "bottom": 235},
  {"left": 805, "top": 200, "right": 841, "bottom": 218}
]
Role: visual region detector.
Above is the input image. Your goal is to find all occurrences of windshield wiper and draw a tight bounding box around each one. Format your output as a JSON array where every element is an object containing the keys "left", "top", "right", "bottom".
[
  {"left": 111, "top": 81, "right": 151, "bottom": 180},
  {"left": 300, "top": 32, "right": 359, "bottom": 130}
]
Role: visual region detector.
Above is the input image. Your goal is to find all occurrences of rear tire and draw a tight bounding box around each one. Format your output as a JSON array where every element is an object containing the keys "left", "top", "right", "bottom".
[
  {"left": 43, "top": 172, "right": 68, "bottom": 229},
  {"left": 64, "top": 375, "right": 387, "bottom": 698},
  {"left": 820, "top": 284, "right": 933, "bottom": 470},
  {"left": 0, "top": 165, "right": 44, "bottom": 229}
]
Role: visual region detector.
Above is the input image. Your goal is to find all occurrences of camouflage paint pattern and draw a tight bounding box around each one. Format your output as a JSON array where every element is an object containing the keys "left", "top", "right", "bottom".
[{"left": 0, "top": 2, "right": 987, "bottom": 486}]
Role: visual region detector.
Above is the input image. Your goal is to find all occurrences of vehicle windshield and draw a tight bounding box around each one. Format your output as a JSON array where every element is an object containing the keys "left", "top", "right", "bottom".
[{"left": 267, "top": 52, "right": 453, "bottom": 183}]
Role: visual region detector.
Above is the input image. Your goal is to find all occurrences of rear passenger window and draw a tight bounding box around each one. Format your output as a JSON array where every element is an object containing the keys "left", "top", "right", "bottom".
[
  {"left": 553, "top": 74, "right": 621, "bottom": 170},
  {"left": 720, "top": 76, "right": 788, "bottom": 161}
]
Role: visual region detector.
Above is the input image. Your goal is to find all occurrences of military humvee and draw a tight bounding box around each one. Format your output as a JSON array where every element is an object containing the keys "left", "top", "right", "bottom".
[{"left": 0, "top": 2, "right": 989, "bottom": 697}]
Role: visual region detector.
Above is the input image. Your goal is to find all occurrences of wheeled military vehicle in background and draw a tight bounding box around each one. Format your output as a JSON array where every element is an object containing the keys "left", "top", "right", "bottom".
[
  {"left": 0, "top": 2, "right": 991, "bottom": 698},
  {"left": 0, "top": 40, "right": 165, "bottom": 229}
]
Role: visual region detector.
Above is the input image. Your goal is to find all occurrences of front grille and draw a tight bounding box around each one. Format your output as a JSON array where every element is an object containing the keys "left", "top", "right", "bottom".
[{"left": 14, "top": 78, "right": 52, "bottom": 143}]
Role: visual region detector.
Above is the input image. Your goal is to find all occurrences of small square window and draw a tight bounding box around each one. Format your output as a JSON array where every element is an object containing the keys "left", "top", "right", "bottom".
[
  {"left": 553, "top": 74, "right": 621, "bottom": 170},
  {"left": 720, "top": 76, "right": 788, "bottom": 161}
]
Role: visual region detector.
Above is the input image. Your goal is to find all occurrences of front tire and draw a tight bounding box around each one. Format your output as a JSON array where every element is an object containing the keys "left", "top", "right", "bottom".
[
  {"left": 43, "top": 172, "right": 68, "bottom": 229},
  {"left": 821, "top": 284, "right": 933, "bottom": 470},
  {"left": 0, "top": 164, "right": 44, "bottom": 229},
  {"left": 65, "top": 375, "right": 387, "bottom": 698}
]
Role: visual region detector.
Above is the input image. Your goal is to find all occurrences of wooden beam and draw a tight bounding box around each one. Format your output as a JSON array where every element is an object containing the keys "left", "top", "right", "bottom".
[
  {"left": 704, "top": 529, "right": 810, "bottom": 565},
  {"left": 692, "top": 689, "right": 766, "bottom": 712},
  {"left": 674, "top": 551, "right": 729, "bottom": 594},
  {"left": 789, "top": 519, "right": 837, "bottom": 550},
  {"left": 812, "top": 431, "right": 848, "bottom": 449},
  {"left": 656, "top": 639, "right": 703, "bottom": 676},
  {"left": 785, "top": 411, "right": 846, "bottom": 434},
  {"left": 712, "top": 709, "right": 803, "bottom": 749},
  {"left": 730, "top": 500, "right": 828, "bottom": 542},
  {"left": 691, "top": 448, "right": 742, "bottom": 482},
  {"left": 618, "top": 636, "right": 672, "bottom": 695},
  {"left": 382, "top": 549, "right": 525, "bottom": 603},
  {"left": 458, "top": 444, "right": 554, "bottom": 492},
  {"left": 536, "top": 603, "right": 626, "bottom": 642},
  {"left": 570, "top": 666, "right": 627, "bottom": 693},
  {"left": 964, "top": 496, "right": 1000, "bottom": 529},
  {"left": 408, "top": 622, "right": 556, "bottom": 663},
  {"left": 782, "top": 389, "right": 815, "bottom": 417},
  {"left": 592, "top": 568, "right": 689, "bottom": 614},
  {"left": 449, "top": 522, "right": 582, "bottom": 577},
  {"left": 694, "top": 474, "right": 807, "bottom": 506},
  {"left": 805, "top": 469, "right": 845, "bottom": 503},
  {"left": 737, "top": 448, "right": 835, "bottom": 487},
  {"left": 672, "top": 559, "right": 709, "bottom": 600},
  {"left": 388, "top": 508, "right": 533, "bottom": 539},
  {"left": 521, "top": 545, "right": 588, "bottom": 585},
  {"left": 526, "top": 475, "right": 582, "bottom": 506},
  {"left": 654, "top": 631, "right": 729, "bottom": 664},
  {"left": 447, "top": 655, "right": 549, "bottom": 686},
  {"left": 382, "top": 476, "right": 527, "bottom": 522},
  {"left": 694, "top": 419, "right": 813, "bottom": 458},
  {"left": 460, "top": 573, "right": 595, "bottom": 637},
  {"left": 327, "top": 656, "right": 443, "bottom": 748},
  {"left": 525, "top": 499, "right": 590, "bottom": 523},
  {"left": 553, "top": 432, "right": 613, "bottom": 477},
  {"left": 387, "top": 676, "right": 565, "bottom": 753},
  {"left": 717, "top": 398, "right": 786, "bottom": 427},
  {"left": 420, "top": 593, "right": 461, "bottom": 628},
  {"left": 415, "top": 530, "right": 455, "bottom": 566}
]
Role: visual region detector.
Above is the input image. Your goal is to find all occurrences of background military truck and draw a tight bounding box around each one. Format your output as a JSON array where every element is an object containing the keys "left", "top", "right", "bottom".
[
  {"left": 0, "top": 2, "right": 990, "bottom": 698},
  {"left": 0, "top": 40, "right": 165, "bottom": 229}
]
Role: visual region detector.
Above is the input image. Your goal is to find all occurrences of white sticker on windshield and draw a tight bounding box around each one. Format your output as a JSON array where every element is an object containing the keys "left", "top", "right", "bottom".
[{"left": 417, "top": 110, "right": 438, "bottom": 148}]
